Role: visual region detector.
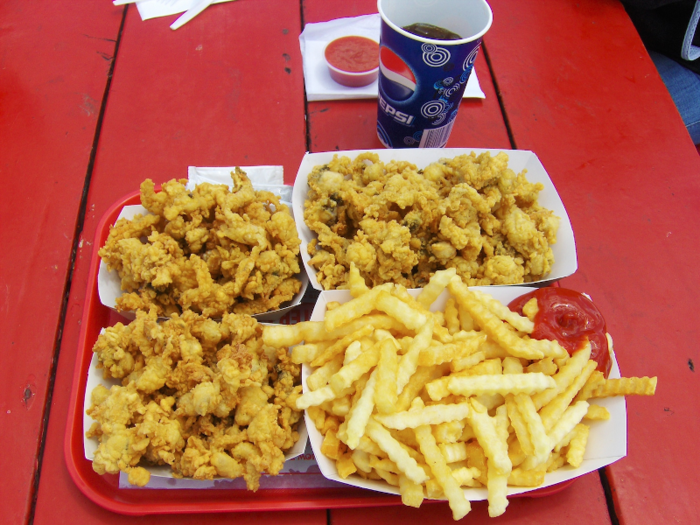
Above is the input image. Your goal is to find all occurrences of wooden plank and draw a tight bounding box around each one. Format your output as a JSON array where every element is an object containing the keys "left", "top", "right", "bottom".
[
  {"left": 303, "top": 0, "right": 511, "bottom": 152},
  {"left": 0, "top": 1, "right": 123, "bottom": 522},
  {"left": 85, "top": 0, "right": 307, "bottom": 192},
  {"left": 32, "top": 1, "right": 312, "bottom": 522},
  {"left": 485, "top": 1, "right": 700, "bottom": 523}
]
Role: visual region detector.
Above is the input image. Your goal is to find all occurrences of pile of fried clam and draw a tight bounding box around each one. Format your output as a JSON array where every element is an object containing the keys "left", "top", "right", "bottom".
[
  {"left": 86, "top": 309, "right": 303, "bottom": 489},
  {"left": 304, "top": 151, "right": 560, "bottom": 290},
  {"left": 99, "top": 168, "right": 302, "bottom": 317}
]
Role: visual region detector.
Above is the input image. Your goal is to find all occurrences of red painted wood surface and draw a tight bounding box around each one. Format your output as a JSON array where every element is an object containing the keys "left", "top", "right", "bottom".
[
  {"left": 32, "top": 1, "right": 312, "bottom": 524},
  {"left": 8, "top": 0, "right": 698, "bottom": 523},
  {"left": 485, "top": 1, "right": 700, "bottom": 523},
  {"left": 0, "top": 1, "right": 122, "bottom": 523}
]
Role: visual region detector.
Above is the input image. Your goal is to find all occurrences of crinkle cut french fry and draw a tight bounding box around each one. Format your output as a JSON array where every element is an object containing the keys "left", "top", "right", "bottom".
[
  {"left": 502, "top": 356, "right": 524, "bottom": 374},
  {"left": 458, "top": 303, "right": 476, "bottom": 332},
  {"left": 324, "top": 288, "right": 383, "bottom": 331},
  {"left": 374, "top": 337, "right": 399, "bottom": 415},
  {"left": 343, "top": 340, "right": 364, "bottom": 364},
  {"left": 310, "top": 325, "right": 375, "bottom": 367},
  {"left": 376, "top": 291, "right": 428, "bottom": 331},
  {"left": 414, "top": 424, "right": 471, "bottom": 520},
  {"left": 584, "top": 404, "right": 610, "bottom": 420},
  {"left": 565, "top": 423, "right": 590, "bottom": 468},
  {"left": 451, "top": 350, "right": 486, "bottom": 373},
  {"left": 448, "top": 372, "right": 556, "bottom": 397},
  {"left": 262, "top": 321, "right": 327, "bottom": 347},
  {"left": 527, "top": 338, "right": 569, "bottom": 359},
  {"left": 588, "top": 376, "right": 658, "bottom": 398},
  {"left": 324, "top": 314, "right": 406, "bottom": 343},
  {"left": 396, "top": 318, "right": 434, "bottom": 394},
  {"left": 471, "top": 289, "right": 534, "bottom": 334},
  {"left": 539, "top": 360, "right": 596, "bottom": 432},
  {"left": 508, "top": 467, "right": 545, "bottom": 487},
  {"left": 374, "top": 401, "right": 472, "bottom": 430},
  {"left": 415, "top": 268, "right": 456, "bottom": 310},
  {"left": 506, "top": 394, "right": 534, "bottom": 456},
  {"left": 306, "top": 353, "right": 344, "bottom": 392},
  {"left": 396, "top": 364, "right": 448, "bottom": 412},
  {"left": 355, "top": 435, "right": 385, "bottom": 457},
  {"left": 418, "top": 337, "right": 484, "bottom": 367},
  {"left": 399, "top": 474, "right": 425, "bottom": 508},
  {"left": 296, "top": 385, "right": 340, "bottom": 410},
  {"left": 467, "top": 399, "right": 512, "bottom": 476},
  {"left": 444, "top": 298, "right": 460, "bottom": 334},
  {"left": 520, "top": 400, "right": 589, "bottom": 471},
  {"left": 439, "top": 442, "right": 469, "bottom": 463},
  {"left": 329, "top": 344, "right": 381, "bottom": 395},
  {"left": 531, "top": 344, "right": 592, "bottom": 410},
  {"left": 450, "top": 466, "right": 481, "bottom": 487},
  {"left": 321, "top": 429, "right": 344, "bottom": 460},
  {"left": 447, "top": 277, "right": 544, "bottom": 360},
  {"left": 433, "top": 420, "right": 464, "bottom": 444},
  {"left": 526, "top": 356, "right": 558, "bottom": 376},
  {"left": 548, "top": 401, "right": 589, "bottom": 452},
  {"left": 336, "top": 451, "right": 358, "bottom": 478},
  {"left": 351, "top": 449, "right": 372, "bottom": 473},
  {"left": 487, "top": 466, "right": 509, "bottom": 517},
  {"left": 574, "top": 370, "right": 606, "bottom": 401},
  {"left": 344, "top": 369, "right": 378, "bottom": 449},
  {"left": 291, "top": 341, "right": 329, "bottom": 364},
  {"left": 513, "top": 392, "right": 551, "bottom": 464},
  {"left": 365, "top": 419, "right": 429, "bottom": 484}
]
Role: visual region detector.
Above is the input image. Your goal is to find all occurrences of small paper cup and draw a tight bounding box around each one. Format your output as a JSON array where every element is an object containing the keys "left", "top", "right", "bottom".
[{"left": 324, "top": 35, "right": 380, "bottom": 87}]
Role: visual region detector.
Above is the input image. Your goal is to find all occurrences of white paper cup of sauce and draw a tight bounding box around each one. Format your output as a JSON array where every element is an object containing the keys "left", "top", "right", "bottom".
[{"left": 324, "top": 35, "right": 380, "bottom": 87}]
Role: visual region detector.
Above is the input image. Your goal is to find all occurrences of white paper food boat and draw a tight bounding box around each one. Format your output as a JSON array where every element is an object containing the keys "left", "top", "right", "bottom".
[
  {"left": 303, "top": 286, "right": 626, "bottom": 500},
  {"left": 292, "top": 149, "right": 577, "bottom": 291}
]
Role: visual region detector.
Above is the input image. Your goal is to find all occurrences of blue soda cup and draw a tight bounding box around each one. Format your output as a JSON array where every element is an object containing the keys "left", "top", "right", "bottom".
[{"left": 376, "top": 0, "right": 493, "bottom": 148}]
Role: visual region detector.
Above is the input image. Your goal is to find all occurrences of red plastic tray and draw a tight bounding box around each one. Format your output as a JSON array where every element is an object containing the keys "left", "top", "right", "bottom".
[{"left": 64, "top": 191, "right": 576, "bottom": 515}]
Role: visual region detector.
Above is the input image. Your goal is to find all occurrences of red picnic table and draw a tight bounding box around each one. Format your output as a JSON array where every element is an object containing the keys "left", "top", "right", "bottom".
[{"left": 1, "top": 0, "right": 699, "bottom": 524}]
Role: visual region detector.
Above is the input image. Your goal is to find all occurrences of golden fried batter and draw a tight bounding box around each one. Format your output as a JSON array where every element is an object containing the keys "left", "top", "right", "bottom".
[
  {"left": 86, "top": 310, "right": 303, "bottom": 489},
  {"left": 99, "top": 169, "right": 302, "bottom": 317},
  {"left": 303, "top": 152, "right": 560, "bottom": 289}
]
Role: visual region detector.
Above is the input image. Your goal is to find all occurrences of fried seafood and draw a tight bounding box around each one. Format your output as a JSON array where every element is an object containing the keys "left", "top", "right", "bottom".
[
  {"left": 303, "top": 152, "right": 560, "bottom": 289},
  {"left": 85, "top": 309, "right": 303, "bottom": 489},
  {"left": 99, "top": 169, "right": 302, "bottom": 317}
]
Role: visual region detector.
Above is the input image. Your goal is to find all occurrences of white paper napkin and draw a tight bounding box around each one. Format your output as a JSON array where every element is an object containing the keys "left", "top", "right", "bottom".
[
  {"left": 130, "top": 0, "right": 235, "bottom": 21},
  {"left": 299, "top": 14, "right": 485, "bottom": 102}
]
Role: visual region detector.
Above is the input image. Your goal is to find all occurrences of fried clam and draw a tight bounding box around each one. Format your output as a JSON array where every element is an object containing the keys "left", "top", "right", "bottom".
[
  {"left": 98, "top": 168, "right": 302, "bottom": 317},
  {"left": 86, "top": 309, "right": 303, "bottom": 490},
  {"left": 303, "top": 152, "right": 560, "bottom": 290}
]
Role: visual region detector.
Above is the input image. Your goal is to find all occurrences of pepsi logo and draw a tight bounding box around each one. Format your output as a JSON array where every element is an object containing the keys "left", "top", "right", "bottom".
[{"left": 379, "top": 46, "right": 416, "bottom": 102}]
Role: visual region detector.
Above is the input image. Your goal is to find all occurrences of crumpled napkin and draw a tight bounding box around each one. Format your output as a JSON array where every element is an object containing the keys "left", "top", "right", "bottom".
[
  {"left": 187, "top": 165, "right": 292, "bottom": 202},
  {"left": 128, "top": 0, "right": 235, "bottom": 21},
  {"left": 299, "top": 14, "right": 485, "bottom": 102}
]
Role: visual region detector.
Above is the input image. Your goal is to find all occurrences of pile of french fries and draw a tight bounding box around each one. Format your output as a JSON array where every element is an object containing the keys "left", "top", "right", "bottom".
[{"left": 262, "top": 267, "right": 656, "bottom": 520}]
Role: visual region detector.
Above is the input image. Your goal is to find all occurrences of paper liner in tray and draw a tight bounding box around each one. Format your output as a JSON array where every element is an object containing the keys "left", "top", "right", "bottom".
[
  {"left": 292, "top": 148, "right": 578, "bottom": 291},
  {"left": 303, "top": 286, "right": 626, "bottom": 501},
  {"left": 98, "top": 166, "right": 308, "bottom": 321}
]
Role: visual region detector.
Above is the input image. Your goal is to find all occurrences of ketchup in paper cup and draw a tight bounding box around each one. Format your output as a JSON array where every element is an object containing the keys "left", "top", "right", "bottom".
[{"left": 324, "top": 35, "right": 379, "bottom": 87}]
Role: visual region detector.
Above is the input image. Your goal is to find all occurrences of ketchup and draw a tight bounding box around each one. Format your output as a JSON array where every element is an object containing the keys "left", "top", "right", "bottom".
[
  {"left": 324, "top": 36, "right": 379, "bottom": 73},
  {"left": 508, "top": 288, "right": 611, "bottom": 377}
]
